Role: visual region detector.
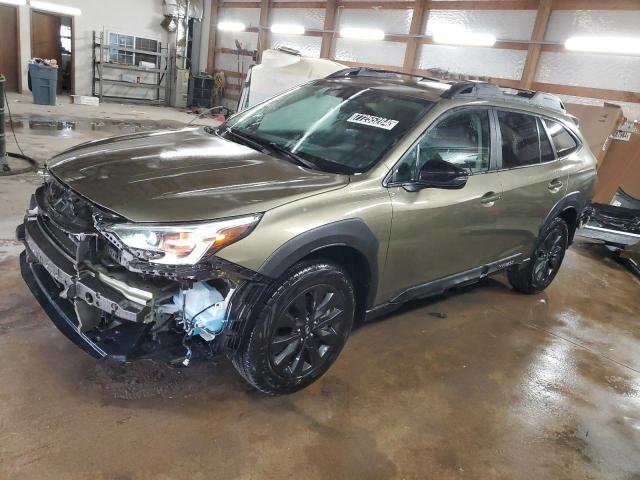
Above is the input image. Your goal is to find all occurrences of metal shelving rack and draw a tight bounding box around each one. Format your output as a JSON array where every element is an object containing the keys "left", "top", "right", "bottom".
[{"left": 92, "top": 31, "right": 171, "bottom": 104}]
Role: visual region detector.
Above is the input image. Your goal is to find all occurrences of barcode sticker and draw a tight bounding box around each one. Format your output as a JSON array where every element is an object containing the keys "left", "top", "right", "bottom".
[{"left": 347, "top": 113, "right": 399, "bottom": 130}]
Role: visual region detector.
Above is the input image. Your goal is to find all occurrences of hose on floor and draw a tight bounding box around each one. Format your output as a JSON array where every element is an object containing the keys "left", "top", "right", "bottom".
[
  {"left": 1, "top": 152, "right": 38, "bottom": 176},
  {"left": 1, "top": 83, "right": 38, "bottom": 176}
]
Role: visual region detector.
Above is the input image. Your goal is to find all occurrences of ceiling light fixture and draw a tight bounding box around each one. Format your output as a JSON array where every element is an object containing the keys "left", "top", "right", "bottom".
[
  {"left": 30, "top": 1, "right": 81, "bottom": 15},
  {"left": 565, "top": 36, "right": 640, "bottom": 55},
  {"left": 433, "top": 31, "right": 496, "bottom": 47},
  {"left": 218, "top": 21, "right": 246, "bottom": 32},
  {"left": 270, "top": 24, "right": 305, "bottom": 35},
  {"left": 340, "top": 27, "right": 385, "bottom": 41}
]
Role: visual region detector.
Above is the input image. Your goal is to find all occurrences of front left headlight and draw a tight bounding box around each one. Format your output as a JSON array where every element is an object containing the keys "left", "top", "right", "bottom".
[{"left": 106, "top": 214, "right": 261, "bottom": 265}]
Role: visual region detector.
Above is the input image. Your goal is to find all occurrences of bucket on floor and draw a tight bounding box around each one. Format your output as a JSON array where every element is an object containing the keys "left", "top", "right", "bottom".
[{"left": 29, "top": 63, "right": 58, "bottom": 106}]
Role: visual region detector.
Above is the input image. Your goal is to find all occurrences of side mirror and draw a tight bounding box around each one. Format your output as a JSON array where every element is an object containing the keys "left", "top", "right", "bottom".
[{"left": 409, "top": 158, "right": 469, "bottom": 191}]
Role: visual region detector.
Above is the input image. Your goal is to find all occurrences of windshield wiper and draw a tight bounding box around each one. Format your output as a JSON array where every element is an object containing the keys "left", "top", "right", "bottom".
[
  {"left": 265, "top": 142, "right": 319, "bottom": 171},
  {"left": 222, "top": 127, "right": 319, "bottom": 171},
  {"left": 220, "top": 126, "right": 266, "bottom": 153}
]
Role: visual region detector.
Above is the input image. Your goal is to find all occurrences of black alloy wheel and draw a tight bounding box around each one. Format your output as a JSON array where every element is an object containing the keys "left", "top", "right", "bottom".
[
  {"left": 232, "top": 259, "right": 355, "bottom": 395},
  {"left": 507, "top": 216, "right": 569, "bottom": 294},
  {"left": 532, "top": 227, "right": 566, "bottom": 286},
  {"left": 269, "top": 284, "right": 346, "bottom": 378}
]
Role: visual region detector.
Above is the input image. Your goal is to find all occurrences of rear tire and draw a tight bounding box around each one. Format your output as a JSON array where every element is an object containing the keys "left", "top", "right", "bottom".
[
  {"left": 507, "top": 217, "right": 569, "bottom": 294},
  {"left": 232, "top": 259, "right": 355, "bottom": 395}
]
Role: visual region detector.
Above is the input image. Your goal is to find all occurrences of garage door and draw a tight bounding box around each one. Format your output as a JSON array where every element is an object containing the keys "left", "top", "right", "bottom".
[{"left": 0, "top": 4, "right": 19, "bottom": 92}]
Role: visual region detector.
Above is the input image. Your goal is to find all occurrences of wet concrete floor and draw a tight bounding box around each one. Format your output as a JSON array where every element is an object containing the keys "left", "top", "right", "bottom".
[
  {"left": 1, "top": 242, "right": 639, "bottom": 479},
  {"left": 1, "top": 95, "right": 639, "bottom": 479}
]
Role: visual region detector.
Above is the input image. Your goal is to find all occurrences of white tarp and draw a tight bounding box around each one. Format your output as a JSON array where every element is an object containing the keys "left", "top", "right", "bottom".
[{"left": 243, "top": 50, "right": 346, "bottom": 109}]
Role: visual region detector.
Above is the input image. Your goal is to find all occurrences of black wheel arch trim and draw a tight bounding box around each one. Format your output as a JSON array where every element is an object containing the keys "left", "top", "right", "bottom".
[
  {"left": 540, "top": 191, "right": 588, "bottom": 242},
  {"left": 257, "top": 219, "right": 379, "bottom": 308}
]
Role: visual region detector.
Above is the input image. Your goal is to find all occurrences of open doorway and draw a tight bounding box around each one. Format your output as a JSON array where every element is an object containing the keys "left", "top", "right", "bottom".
[{"left": 31, "top": 10, "right": 74, "bottom": 95}]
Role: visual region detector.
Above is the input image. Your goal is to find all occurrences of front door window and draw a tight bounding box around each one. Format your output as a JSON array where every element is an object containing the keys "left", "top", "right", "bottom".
[{"left": 390, "top": 108, "right": 492, "bottom": 184}]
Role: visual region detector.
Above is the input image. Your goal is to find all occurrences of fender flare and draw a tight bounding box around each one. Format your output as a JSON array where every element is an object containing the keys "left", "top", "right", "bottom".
[
  {"left": 258, "top": 219, "right": 379, "bottom": 308},
  {"left": 540, "top": 191, "right": 588, "bottom": 241}
]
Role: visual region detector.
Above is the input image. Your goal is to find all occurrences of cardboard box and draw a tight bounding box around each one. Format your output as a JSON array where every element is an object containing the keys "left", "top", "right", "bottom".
[
  {"left": 565, "top": 103, "right": 624, "bottom": 169},
  {"left": 593, "top": 128, "right": 640, "bottom": 204},
  {"left": 71, "top": 95, "right": 99, "bottom": 106}
]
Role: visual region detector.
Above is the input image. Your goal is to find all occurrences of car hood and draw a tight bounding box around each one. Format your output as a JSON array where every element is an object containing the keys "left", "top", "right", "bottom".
[{"left": 47, "top": 127, "right": 349, "bottom": 222}]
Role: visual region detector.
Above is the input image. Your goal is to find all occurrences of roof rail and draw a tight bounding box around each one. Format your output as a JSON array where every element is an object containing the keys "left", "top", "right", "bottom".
[
  {"left": 326, "top": 67, "right": 444, "bottom": 84},
  {"left": 326, "top": 70, "right": 567, "bottom": 115},
  {"left": 442, "top": 81, "right": 567, "bottom": 114}
]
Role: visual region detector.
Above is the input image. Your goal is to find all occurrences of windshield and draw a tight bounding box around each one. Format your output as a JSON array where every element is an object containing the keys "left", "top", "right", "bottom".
[{"left": 224, "top": 81, "right": 434, "bottom": 174}]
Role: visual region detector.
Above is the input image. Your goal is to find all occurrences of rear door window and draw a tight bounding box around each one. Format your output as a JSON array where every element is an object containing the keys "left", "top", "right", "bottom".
[
  {"left": 543, "top": 119, "right": 579, "bottom": 157},
  {"left": 538, "top": 118, "right": 556, "bottom": 163},
  {"left": 497, "top": 110, "right": 541, "bottom": 168}
]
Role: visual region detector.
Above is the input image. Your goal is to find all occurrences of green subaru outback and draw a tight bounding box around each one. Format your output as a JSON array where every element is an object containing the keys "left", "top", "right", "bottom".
[{"left": 18, "top": 68, "right": 596, "bottom": 394}]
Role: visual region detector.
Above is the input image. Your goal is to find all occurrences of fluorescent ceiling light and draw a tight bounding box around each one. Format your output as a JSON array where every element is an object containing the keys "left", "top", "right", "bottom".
[
  {"left": 340, "top": 27, "right": 385, "bottom": 41},
  {"left": 30, "top": 1, "right": 81, "bottom": 15},
  {"left": 218, "top": 21, "right": 246, "bottom": 32},
  {"left": 565, "top": 36, "right": 640, "bottom": 55},
  {"left": 270, "top": 24, "right": 305, "bottom": 35},
  {"left": 0, "top": 0, "right": 27, "bottom": 5},
  {"left": 433, "top": 31, "right": 496, "bottom": 47}
]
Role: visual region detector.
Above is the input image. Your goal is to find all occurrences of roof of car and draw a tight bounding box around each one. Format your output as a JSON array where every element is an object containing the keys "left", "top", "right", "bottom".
[
  {"left": 320, "top": 74, "right": 452, "bottom": 103},
  {"left": 322, "top": 68, "right": 576, "bottom": 124}
]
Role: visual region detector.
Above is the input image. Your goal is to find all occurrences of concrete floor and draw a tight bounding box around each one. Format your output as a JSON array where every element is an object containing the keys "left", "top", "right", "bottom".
[{"left": 1, "top": 95, "right": 639, "bottom": 480}]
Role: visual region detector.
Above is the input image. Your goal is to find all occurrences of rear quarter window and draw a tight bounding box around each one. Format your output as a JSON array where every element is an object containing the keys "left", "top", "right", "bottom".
[{"left": 544, "top": 119, "right": 579, "bottom": 157}]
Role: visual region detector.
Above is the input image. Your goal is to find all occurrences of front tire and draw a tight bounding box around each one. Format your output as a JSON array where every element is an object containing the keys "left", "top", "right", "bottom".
[
  {"left": 233, "top": 259, "right": 355, "bottom": 395},
  {"left": 507, "top": 216, "right": 569, "bottom": 294}
]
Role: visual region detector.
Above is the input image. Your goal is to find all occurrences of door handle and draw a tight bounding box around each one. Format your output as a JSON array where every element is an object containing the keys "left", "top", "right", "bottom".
[
  {"left": 548, "top": 179, "right": 563, "bottom": 192},
  {"left": 480, "top": 191, "right": 501, "bottom": 207}
]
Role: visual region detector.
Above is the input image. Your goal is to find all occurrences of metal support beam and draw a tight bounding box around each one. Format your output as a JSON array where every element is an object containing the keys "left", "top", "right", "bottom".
[
  {"left": 320, "top": 0, "right": 338, "bottom": 59},
  {"left": 403, "top": 0, "right": 429, "bottom": 73},
  {"left": 257, "top": 0, "right": 271, "bottom": 63},
  {"left": 207, "top": 0, "right": 220, "bottom": 73},
  {"left": 520, "top": 0, "right": 553, "bottom": 89}
]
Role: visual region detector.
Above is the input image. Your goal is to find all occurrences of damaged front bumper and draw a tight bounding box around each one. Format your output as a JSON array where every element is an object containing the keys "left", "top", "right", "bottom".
[
  {"left": 18, "top": 186, "right": 269, "bottom": 364},
  {"left": 19, "top": 217, "right": 154, "bottom": 360},
  {"left": 577, "top": 203, "right": 640, "bottom": 247}
]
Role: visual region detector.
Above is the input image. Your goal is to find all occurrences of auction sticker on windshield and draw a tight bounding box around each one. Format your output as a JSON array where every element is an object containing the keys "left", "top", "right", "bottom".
[{"left": 347, "top": 113, "right": 399, "bottom": 130}]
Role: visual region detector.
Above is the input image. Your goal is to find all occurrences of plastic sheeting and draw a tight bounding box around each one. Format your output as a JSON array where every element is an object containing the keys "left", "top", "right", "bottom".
[
  {"left": 163, "top": 0, "right": 204, "bottom": 20},
  {"left": 217, "top": 30, "right": 258, "bottom": 50},
  {"left": 269, "top": 8, "right": 325, "bottom": 31},
  {"left": 426, "top": 10, "right": 536, "bottom": 41},
  {"left": 208, "top": 4, "right": 640, "bottom": 122},
  {"left": 419, "top": 45, "right": 527, "bottom": 80},
  {"left": 536, "top": 52, "right": 640, "bottom": 93},
  {"left": 329, "top": 5, "right": 412, "bottom": 65},
  {"left": 545, "top": 10, "right": 640, "bottom": 42},
  {"left": 188, "top": 0, "right": 204, "bottom": 20},
  {"left": 544, "top": 9, "right": 640, "bottom": 120},
  {"left": 216, "top": 8, "right": 259, "bottom": 49},
  {"left": 337, "top": 7, "right": 413, "bottom": 34},
  {"left": 334, "top": 39, "right": 407, "bottom": 67},
  {"left": 218, "top": 7, "right": 261, "bottom": 28}
]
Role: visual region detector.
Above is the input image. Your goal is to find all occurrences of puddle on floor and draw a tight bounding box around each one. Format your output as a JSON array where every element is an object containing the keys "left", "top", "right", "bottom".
[{"left": 5, "top": 115, "right": 186, "bottom": 138}]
